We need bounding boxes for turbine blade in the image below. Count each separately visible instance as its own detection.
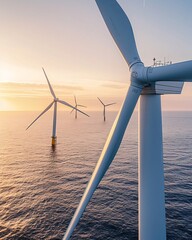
[26,101,54,130]
[96,0,141,67]
[74,95,77,105]
[77,104,86,108]
[147,60,192,82]
[70,108,75,114]
[106,102,116,107]
[97,97,105,106]
[42,68,56,99]
[63,84,142,240]
[58,99,89,117]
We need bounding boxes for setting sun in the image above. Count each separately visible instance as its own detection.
[0,98,13,111]
[0,66,14,83]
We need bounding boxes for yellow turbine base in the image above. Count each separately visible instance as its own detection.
[52,137,57,146]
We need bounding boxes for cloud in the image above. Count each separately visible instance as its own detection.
[101,83,127,89]
[0,82,84,98]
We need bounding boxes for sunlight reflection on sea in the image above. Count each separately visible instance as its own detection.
[0,111,191,239]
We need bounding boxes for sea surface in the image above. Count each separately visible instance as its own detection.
[0,111,191,240]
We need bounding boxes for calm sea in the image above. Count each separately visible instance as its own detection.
[0,111,191,240]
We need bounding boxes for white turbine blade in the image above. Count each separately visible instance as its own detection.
[97,97,105,106]
[63,84,142,240]
[96,0,141,67]
[70,108,75,114]
[106,102,116,107]
[42,68,56,99]
[58,99,89,117]
[26,101,54,130]
[147,60,192,82]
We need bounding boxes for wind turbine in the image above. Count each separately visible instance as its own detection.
[97,97,116,121]
[71,96,87,119]
[63,1,192,240]
[26,68,89,146]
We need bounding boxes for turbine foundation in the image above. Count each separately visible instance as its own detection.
[52,136,57,146]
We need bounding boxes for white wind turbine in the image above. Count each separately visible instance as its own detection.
[71,96,86,119]
[26,68,89,146]
[63,1,192,239]
[97,97,116,121]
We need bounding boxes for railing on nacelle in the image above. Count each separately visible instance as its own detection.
[142,58,184,95]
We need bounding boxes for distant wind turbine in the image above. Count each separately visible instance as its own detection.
[71,96,87,119]
[26,68,89,146]
[97,97,116,121]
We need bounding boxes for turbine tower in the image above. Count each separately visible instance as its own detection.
[97,97,116,121]
[63,1,192,239]
[71,96,86,119]
[26,68,89,146]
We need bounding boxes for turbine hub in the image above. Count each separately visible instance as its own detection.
[130,63,148,87]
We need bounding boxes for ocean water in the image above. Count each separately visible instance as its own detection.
[0,111,191,240]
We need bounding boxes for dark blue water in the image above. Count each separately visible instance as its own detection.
[0,111,191,239]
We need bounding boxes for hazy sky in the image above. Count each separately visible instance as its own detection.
[0,0,192,111]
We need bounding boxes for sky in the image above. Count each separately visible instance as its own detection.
[0,0,192,111]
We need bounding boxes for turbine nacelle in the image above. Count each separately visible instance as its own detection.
[130,62,185,95]
[54,98,59,102]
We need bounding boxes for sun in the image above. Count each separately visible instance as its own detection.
[0,99,12,111]
[0,66,14,82]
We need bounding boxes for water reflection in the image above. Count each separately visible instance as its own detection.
[0,111,191,239]
[50,145,57,160]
